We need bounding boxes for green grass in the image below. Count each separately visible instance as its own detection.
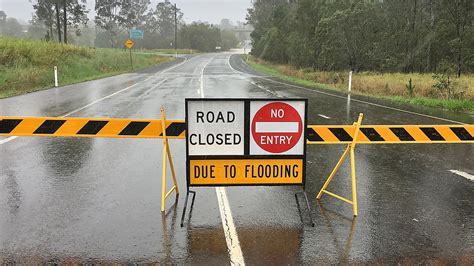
[0,37,175,98]
[246,56,474,112]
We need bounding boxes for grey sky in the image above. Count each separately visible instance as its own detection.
[0,0,252,25]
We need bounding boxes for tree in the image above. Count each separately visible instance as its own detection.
[118,0,150,29]
[1,18,24,37]
[220,30,239,50]
[96,0,151,48]
[246,0,474,74]
[32,0,88,43]
[439,0,473,77]
[0,11,7,24]
[31,0,59,41]
[95,0,123,47]
[62,0,89,44]
[144,0,183,48]
[180,23,220,52]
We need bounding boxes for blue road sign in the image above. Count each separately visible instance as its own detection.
[130,29,144,40]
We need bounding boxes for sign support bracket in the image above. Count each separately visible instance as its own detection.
[316,113,363,217]
[180,189,196,227]
[160,107,180,212]
[295,190,315,227]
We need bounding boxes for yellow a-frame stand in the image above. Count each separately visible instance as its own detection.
[160,107,179,212]
[316,113,363,217]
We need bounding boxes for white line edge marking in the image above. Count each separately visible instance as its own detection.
[203,55,245,265]
[0,56,198,145]
[449,170,474,181]
[318,114,331,119]
[227,54,465,125]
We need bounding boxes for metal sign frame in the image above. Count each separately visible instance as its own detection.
[185,98,308,187]
[181,98,313,227]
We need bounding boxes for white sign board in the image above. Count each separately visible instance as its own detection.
[187,100,245,155]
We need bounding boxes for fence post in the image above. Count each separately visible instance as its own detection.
[348,71,353,93]
[54,66,58,87]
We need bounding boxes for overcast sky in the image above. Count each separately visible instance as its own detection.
[0,0,252,25]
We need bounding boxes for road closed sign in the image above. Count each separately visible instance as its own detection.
[186,98,307,186]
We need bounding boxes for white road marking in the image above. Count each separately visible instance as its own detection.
[318,114,331,119]
[227,54,465,125]
[215,187,245,265]
[0,136,17,145]
[0,56,198,145]
[200,57,214,97]
[449,170,474,181]
[201,55,245,265]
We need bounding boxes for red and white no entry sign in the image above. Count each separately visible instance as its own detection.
[251,102,304,154]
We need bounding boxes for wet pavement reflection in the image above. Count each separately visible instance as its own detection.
[0,53,473,264]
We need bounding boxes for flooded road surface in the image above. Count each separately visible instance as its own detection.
[1,53,473,264]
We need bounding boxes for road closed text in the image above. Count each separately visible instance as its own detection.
[187,100,245,156]
[188,111,242,145]
[189,159,303,185]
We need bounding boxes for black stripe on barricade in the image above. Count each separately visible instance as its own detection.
[360,128,385,142]
[77,120,108,135]
[162,122,186,137]
[33,120,66,134]
[450,127,474,141]
[420,127,445,141]
[329,128,353,142]
[306,128,323,142]
[390,127,415,141]
[119,121,150,136]
[0,119,22,133]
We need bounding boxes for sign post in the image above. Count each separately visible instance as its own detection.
[125,38,135,69]
[181,98,313,226]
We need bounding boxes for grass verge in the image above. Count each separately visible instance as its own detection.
[0,37,175,98]
[246,56,474,112]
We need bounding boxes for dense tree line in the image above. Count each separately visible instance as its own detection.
[0,1,240,52]
[94,0,238,50]
[31,0,89,43]
[247,0,474,76]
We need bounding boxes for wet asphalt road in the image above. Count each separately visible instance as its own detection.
[0,52,473,264]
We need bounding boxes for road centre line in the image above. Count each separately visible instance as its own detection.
[318,114,331,119]
[449,170,474,181]
[201,55,245,265]
[216,187,246,265]
[227,54,465,125]
[0,55,198,146]
[200,57,214,97]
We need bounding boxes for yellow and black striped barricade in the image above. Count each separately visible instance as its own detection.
[0,113,186,212]
[307,124,473,144]
[308,115,473,217]
[0,116,186,139]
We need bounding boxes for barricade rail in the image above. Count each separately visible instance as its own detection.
[2,117,472,144]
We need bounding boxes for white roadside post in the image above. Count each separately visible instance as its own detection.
[54,66,58,87]
[348,70,353,93]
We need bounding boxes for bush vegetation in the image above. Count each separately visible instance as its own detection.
[0,37,173,98]
[247,57,474,112]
